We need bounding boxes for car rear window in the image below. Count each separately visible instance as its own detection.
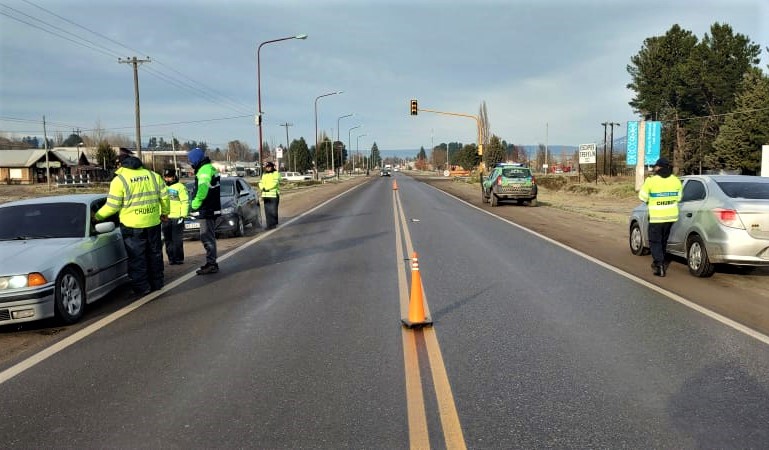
[0,203,86,240]
[716,181,769,200]
[501,168,530,178]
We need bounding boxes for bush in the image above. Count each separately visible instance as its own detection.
[536,175,568,191]
[564,184,600,195]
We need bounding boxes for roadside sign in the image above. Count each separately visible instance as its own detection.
[276,146,284,158]
[626,121,639,165]
[578,144,596,164]
[644,121,661,164]
[443,169,450,177]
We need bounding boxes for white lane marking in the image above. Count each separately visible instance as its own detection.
[428,184,769,346]
[0,183,366,385]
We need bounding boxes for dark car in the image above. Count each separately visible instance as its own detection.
[183,177,261,239]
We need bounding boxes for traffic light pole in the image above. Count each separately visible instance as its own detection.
[412,106,483,158]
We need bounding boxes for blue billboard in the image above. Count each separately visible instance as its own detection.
[626,121,639,165]
[644,121,661,164]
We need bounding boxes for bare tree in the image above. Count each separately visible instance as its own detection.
[478,101,490,145]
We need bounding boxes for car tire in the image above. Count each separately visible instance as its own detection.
[490,191,498,207]
[233,214,244,237]
[54,266,85,324]
[629,222,649,256]
[687,235,715,277]
[481,187,489,203]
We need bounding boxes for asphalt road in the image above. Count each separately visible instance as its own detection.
[2,174,768,448]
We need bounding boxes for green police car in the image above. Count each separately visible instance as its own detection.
[481,162,538,207]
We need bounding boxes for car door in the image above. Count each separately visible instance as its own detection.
[668,178,706,255]
[86,198,128,297]
[237,178,258,224]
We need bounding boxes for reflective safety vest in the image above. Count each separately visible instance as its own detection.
[95,167,170,228]
[639,174,683,223]
[259,171,281,198]
[167,181,189,219]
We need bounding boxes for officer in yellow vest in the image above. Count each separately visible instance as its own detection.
[94,149,170,294]
[162,168,189,265]
[639,157,682,277]
[258,161,281,230]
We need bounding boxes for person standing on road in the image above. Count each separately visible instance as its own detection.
[187,147,221,275]
[162,168,189,265]
[258,161,281,230]
[94,149,170,295]
[638,157,682,277]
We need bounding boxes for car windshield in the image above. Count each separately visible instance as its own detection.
[716,181,769,199]
[0,202,86,240]
[501,168,530,178]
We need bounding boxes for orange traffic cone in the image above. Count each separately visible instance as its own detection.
[402,252,433,329]
[392,179,399,190]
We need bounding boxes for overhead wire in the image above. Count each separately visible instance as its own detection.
[1,1,256,134]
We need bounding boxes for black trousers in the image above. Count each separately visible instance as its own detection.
[199,217,218,265]
[648,221,674,268]
[162,218,185,263]
[121,223,164,293]
[263,196,279,229]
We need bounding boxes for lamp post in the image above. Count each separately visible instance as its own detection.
[314,91,342,179]
[356,134,366,173]
[257,34,307,166]
[336,113,353,175]
[348,125,361,174]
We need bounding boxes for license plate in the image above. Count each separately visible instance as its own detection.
[185,222,200,230]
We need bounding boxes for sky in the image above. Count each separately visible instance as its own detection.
[1,0,767,156]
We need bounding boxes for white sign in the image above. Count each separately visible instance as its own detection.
[275,146,284,158]
[443,170,450,177]
[762,145,769,177]
[578,143,597,164]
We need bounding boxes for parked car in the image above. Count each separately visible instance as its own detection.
[0,194,129,324]
[629,175,769,277]
[481,162,538,206]
[184,177,261,239]
[280,171,311,182]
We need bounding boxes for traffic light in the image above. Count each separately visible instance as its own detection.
[410,99,418,116]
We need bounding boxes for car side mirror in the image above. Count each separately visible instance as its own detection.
[94,222,116,234]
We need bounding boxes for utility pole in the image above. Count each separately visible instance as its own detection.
[43,115,51,191]
[118,56,151,160]
[600,122,609,175]
[608,122,621,176]
[280,122,293,171]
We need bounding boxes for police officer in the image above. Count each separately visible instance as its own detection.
[187,147,221,275]
[162,168,189,265]
[94,150,170,294]
[259,161,281,230]
[639,157,682,277]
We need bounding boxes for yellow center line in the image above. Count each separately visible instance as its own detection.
[393,184,467,450]
[393,189,430,449]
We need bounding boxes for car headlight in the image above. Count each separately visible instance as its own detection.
[220,207,235,215]
[0,273,47,290]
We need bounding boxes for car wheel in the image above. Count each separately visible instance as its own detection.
[687,235,715,277]
[54,266,85,324]
[490,191,498,207]
[233,214,244,237]
[481,187,490,203]
[629,222,649,256]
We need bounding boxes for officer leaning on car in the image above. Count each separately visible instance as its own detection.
[94,148,170,295]
[187,147,222,275]
[162,168,189,265]
[259,161,281,230]
[638,157,683,278]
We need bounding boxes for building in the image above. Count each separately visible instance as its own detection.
[0,148,90,184]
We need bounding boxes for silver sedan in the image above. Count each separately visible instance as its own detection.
[0,194,129,324]
[629,175,769,277]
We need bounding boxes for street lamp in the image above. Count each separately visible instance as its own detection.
[348,125,361,174]
[356,134,367,173]
[336,113,353,175]
[314,90,343,179]
[257,34,307,166]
